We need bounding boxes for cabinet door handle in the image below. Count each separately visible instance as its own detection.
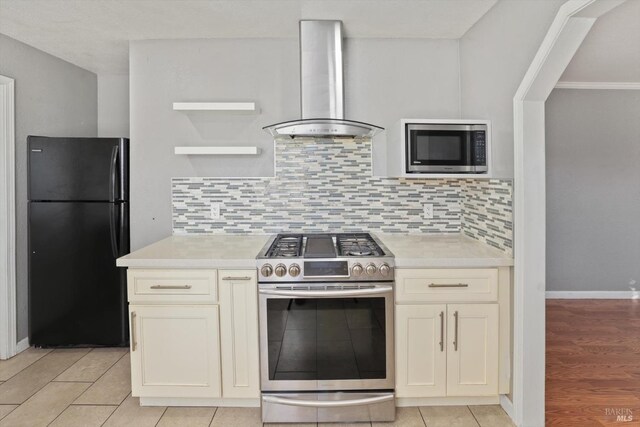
[222,276,252,281]
[439,311,444,352]
[130,311,137,352]
[428,283,469,288]
[150,285,192,290]
[453,310,459,351]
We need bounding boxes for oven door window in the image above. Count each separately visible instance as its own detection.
[410,130,471,166]
[267,297,386,381]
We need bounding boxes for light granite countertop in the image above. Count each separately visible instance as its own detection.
[117,233,512,269]
[374,233,513,268]
[116,234,271,268]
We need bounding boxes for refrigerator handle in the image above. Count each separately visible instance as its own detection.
[109,204,119,258]
[109,145,119,203]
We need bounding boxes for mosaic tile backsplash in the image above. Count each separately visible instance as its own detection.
[462,179,513,253]
[173,138,513,253]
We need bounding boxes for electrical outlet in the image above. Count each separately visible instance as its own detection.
[210,203,221,219]
[423,203,434,219]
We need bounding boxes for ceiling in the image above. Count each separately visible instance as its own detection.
[560,0,640,83]
[0,0,497,74]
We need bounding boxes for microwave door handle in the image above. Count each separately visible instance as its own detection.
[465,131,473,163]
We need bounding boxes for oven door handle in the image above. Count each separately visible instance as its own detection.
[258,286,392,298]
[262,393,394,408]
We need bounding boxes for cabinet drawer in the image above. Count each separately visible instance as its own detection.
[127,269,218,304]
[395,269,498,303]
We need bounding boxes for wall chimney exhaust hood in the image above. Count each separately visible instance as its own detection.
[263,20,383,139]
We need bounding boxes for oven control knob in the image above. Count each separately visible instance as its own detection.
[289,264,301,277]
[351,263,363,276]
[261,264,273,277]
[365,263,377,276]
[379,263,391,277]
[274,264,287,277]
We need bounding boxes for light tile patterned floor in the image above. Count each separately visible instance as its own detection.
[0,348,514,426]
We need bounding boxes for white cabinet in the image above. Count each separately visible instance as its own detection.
[395,304,447,397]
[395,267,506,401]
[129,304,221,398]
[395,268,498,303]
[219,271,260,398]
[127,268,260,405]
[446,304,499,396]
[127,269,218,304]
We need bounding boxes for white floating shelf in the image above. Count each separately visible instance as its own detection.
[172,102,258,112]
[174,146,261,156]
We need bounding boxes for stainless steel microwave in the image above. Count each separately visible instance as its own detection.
[405,122,488,174]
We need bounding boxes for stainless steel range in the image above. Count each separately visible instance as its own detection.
[257,233,395,423]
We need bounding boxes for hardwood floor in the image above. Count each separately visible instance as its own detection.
[546,299,640,426]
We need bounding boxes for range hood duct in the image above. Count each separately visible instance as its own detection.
[263,20,383,139]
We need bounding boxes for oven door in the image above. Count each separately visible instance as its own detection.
[407,124,476,173]
[258,283,394,392]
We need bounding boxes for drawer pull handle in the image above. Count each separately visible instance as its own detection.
[453,310,459,351]
[130,311,137,352]
[428,283,469,288]
[150,285,192,290]
[439,311,444,352]
[222,276,252,281]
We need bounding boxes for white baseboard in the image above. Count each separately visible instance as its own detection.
[16,337,29,353]
[546,291,639,299]
[500,395,515,423]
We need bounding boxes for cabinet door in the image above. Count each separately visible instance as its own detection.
[219,271,260,398]
[446,304,499,396]
[129,305,221,398]
[395,304,447,397]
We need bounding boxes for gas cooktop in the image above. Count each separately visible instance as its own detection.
[256,233,394,283]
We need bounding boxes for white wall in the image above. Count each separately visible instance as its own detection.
[98,74,129,137]
[0,33,97,341]
[129,37,461,250]
[459,0,565,178]
[546,89,640,292]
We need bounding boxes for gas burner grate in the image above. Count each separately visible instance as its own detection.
[266,234,303,258]
[336,233,384,257]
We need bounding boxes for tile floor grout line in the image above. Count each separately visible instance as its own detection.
[9,380,90,427]
[417,406,429,427]
[45,397,77,427]
[153,406,169,427]
[70,402,123,407]
[467,405,482,427]
[73,348,128,385]
[208,406,218,426]
[0,404,18,422]
[73,350,130,405]
[207,406,219,427]
[0,348,52,383]
[52,348,95,382]
[209,405,221,426]
[99,394,127,427]
[0,349,82,406]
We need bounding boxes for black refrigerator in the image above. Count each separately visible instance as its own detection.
[28,136,130,347]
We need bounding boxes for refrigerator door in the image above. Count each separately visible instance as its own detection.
[28,136,129,202]
[29,201,128,346]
